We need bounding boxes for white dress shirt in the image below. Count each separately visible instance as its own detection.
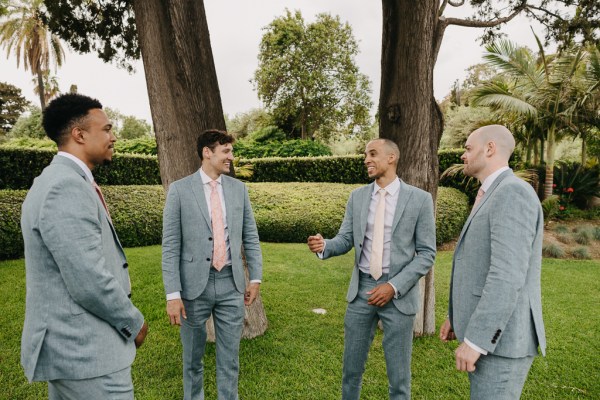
[464,166,510,355]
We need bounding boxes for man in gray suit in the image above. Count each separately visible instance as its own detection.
[307,138,436,400]
[20,93,148,399]
[440,125,546,399]
[162,129,263,400]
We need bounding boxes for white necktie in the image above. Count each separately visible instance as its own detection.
[370,188,386,280]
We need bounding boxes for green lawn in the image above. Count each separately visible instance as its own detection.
[1,245,598,399]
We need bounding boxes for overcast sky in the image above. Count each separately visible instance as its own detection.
[1,1,549,123]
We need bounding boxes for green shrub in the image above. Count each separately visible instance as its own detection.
[234,139,332,159]
[102,186,165,247]
[552,161,600,209]
[0,137,57,149]
[542,243,565,258]
[237,155,368,183]
[115,137,157,155]
[0,190,27,260]
[0,186,164,260]
[435,187,470,245]
[571,247,591,260]
[0,183,471,260]
[0,147,161,189]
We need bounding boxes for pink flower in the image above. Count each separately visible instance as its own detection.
[559,206,565,211]
[552,184,557,188]
[566,187,574,193]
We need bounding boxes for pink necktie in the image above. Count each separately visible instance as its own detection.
[473,188,485,209]
[210,181,226,270]
[92,181,111,221]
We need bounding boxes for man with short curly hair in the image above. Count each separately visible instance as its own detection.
[20,93,148,399]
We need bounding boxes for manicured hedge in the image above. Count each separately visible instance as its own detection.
[1,183,469,260]
[0,147,161,189]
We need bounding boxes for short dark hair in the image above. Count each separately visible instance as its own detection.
[42,93,103,145]
[197,129,235,160]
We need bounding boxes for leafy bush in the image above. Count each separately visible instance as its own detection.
[435,187,470,245]
[0,190,26,260]
[0,183,470,260]
[237,155,368,183]
[0,186,164,260]
[0,147,161,189]
[115,137,157,155]
[9,107,44,139]
[574,229,591,245]
[234,139,332,159]
[542,243,565,258]
[556,234,572,244]
[0,137,57,149]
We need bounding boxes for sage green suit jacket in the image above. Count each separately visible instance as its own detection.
[20,156,144,382]
[322,180,436,315]
[449,170,546,357]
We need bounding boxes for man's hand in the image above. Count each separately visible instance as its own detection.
[166,298,187,326]
[455,342,481,372]
[439,318,456,342]
[366,283,395,307]
[245,282,260,306]
[134,321,148,348]
[307,233,325,253]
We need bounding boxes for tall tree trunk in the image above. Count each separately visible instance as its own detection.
[132,0,267,340]
[543,126,556,200]
[36,69,46,110]
[380,0,442,336]
[581,132,587,165]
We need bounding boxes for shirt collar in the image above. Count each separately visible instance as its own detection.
[481,166,510,192]
[57,151,94,183]
[374,177,400,197]
[199,167,222,185]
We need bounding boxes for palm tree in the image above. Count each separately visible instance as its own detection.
[31,70,60,105]
[471,36,595,199]
[0,0,65,109]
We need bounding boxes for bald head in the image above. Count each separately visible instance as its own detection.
[471,125,515,161]
[368,138,400,164]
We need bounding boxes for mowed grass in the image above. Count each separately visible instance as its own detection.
[1,245,598,399]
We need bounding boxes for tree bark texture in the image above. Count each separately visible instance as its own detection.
[380,0,444,336]
[132,0,267,341]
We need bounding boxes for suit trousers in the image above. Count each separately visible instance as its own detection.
[342,271,415,400]
[468,353,534,400]
[48,366,133,400]
[181,266,245,400]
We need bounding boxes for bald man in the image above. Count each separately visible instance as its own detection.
[440,125,546,399]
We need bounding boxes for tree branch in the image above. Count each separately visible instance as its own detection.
[442,4,526,28]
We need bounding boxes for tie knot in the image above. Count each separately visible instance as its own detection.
[378,188,387,197]
[210,180,218,189]
[477,188,485,197]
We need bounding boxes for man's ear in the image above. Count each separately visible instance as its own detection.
[71,127,85,144]
[203,146,211,159]
[485,141,496,157]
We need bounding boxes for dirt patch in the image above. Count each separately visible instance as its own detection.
[439,219,599,260]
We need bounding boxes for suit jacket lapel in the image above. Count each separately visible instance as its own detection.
[222,176,234,232]
[359,183,374,240]
[456,169,513,245]
[190,172,212,230]
[391,180,412,233]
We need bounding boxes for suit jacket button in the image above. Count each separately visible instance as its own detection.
[496,329,501,334]
[123,262,129,268]
[206,258,211,262]
[491,339,497,344]
[209,237,213,241]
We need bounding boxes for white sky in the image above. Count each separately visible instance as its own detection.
[1,1,549,123]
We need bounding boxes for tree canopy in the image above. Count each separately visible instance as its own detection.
[0,81,29,134]
[253,9,372,141]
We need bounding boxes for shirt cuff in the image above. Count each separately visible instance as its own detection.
[166,292,181,301]
[317,241,326,259]
[250,280,261,284]
[464,338,488,355]
[387,282,399,298]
